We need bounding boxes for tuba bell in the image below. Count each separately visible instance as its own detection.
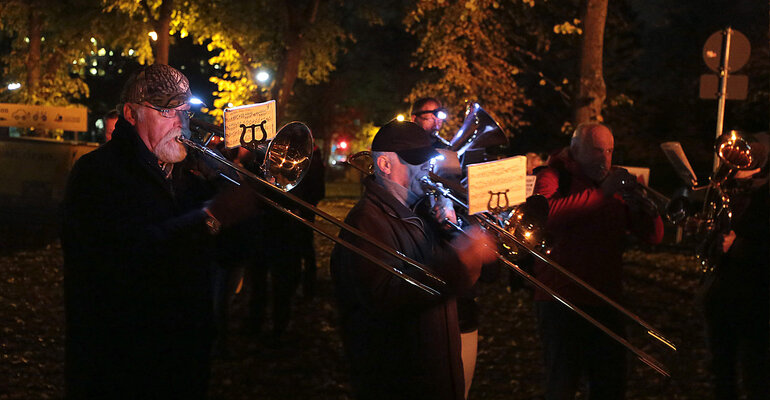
[448,103,509,168]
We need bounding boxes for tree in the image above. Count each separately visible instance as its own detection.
[574,0,608,123]
[0,0,97,105]
[104,0,199,65]
[405,0,528,137]
[193,0,353,123]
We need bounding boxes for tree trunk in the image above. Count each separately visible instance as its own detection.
[574,0,608,124]
[26,8,42,103]
[272,0,319,122]
[152,0,173,64]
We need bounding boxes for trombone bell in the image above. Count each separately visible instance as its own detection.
[263,122,313,191]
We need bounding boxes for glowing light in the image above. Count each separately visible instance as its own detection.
[148,31,158,41]
[338,140,348,149]
[7,82,21,90]
[436,110,447,120]
[97,48,106,56]
[256,71,270,83]
[90,37,96,45]
[396,114,405,122]
[89,68,98,75]
[190,97,203,105]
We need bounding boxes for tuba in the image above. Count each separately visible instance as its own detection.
[448,103,509,168]
[694,130,757,273]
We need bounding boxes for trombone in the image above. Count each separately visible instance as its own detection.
[180,118,447,296]
[348,149,675,376]
[418,175,677,376]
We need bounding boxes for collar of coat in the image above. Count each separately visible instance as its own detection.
[363,175,425,228]
[111,117,171,178]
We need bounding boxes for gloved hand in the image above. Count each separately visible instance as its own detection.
[600,168,636,196]
[206,183,261,228]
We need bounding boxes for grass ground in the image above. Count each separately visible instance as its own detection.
[1,198,716,399]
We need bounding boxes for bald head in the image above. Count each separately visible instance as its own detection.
[570,123,614,181]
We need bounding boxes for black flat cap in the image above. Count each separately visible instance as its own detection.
[371,120,440,165]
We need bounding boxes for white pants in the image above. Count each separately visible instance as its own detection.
[461,329,479,399]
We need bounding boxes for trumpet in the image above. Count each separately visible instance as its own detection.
[419,174,676,377]
[612,168,689,224]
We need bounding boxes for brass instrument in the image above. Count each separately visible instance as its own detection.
[418,176,676,376]
[692,130,757,272]
[179,118,447,296]
[344,148,676,376]
[448,103,509,168]
[614,168,689,224]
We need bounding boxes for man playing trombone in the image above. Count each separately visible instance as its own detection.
[330,120,496,400]
[532,122,664,400]
[62,64,260,399]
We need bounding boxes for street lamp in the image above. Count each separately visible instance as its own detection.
[7,82,21,91]
[396,114,405,122]
[256,70,270,83]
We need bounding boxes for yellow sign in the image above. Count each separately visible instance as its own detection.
[467,156,527,215]
[223,100,276,149]
[0,103,88,132]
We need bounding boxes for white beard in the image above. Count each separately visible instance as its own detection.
[153,127,187,163]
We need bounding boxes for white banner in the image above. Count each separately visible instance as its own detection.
[0,103,88,132]
[223,100,276,149]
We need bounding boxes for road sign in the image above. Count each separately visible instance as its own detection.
[0,103,88,132]
[702,30,750,72]
[699,74,748,100]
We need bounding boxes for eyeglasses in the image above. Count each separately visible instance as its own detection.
[413,108,448,120]
[138,103,194,120]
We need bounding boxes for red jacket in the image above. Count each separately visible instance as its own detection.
[532,148,664,305]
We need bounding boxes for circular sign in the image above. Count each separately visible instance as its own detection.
[703,29,751,72]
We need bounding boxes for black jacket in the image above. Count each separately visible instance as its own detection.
[62,117,216,399]
[330,176,472,400]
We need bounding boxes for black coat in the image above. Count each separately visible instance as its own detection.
[330,176,473,400]
[62,118,216,399]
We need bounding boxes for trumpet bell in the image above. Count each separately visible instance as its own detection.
[263,122,313,191]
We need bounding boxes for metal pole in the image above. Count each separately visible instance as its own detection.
[713,27,733,171]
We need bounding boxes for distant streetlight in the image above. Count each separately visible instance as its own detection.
[256,70,270,83]
[396,114,405,122]
[148,31,158,41]
[7,82,21,91]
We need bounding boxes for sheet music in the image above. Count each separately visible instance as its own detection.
[467,156,526,214]
[223,100,276,149]
[660,142,698,186]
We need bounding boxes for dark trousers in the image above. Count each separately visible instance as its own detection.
[535,301,627,400]
[702,287,770,400]
[298,222,317,297]
[248,245,301,336]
